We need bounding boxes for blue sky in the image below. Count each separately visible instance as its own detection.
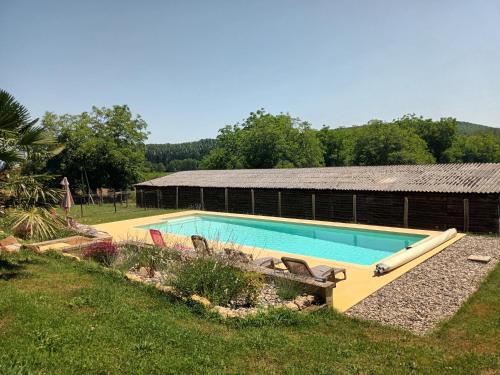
[1,0,499,143]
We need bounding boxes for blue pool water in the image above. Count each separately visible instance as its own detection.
[139,215,426,265]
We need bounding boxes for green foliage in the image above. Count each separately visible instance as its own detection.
[0,90,61,170]
[274,278,307,300]
[456,121,500,136]
[397,115,457,161]
[146,139,216,172]
[352,121,436,165]
[2,174,62,209]
[201,110,325,169]
[114,243,183,276]
[173,257,264,307]
[42,106,149,190]
[7,207,66,241]
[443,133,500,163]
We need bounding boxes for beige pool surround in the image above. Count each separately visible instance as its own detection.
[93,210,464,312]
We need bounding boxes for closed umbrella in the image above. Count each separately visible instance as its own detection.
[60,177,74,216]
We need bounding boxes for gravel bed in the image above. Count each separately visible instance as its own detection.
[346,235,500,335]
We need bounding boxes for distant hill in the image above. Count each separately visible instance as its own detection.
[456,121,500,136]
[145,138,216,172]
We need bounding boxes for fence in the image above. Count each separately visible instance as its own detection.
[136,186,500,233]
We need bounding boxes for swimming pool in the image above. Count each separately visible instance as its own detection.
[139,214,427,266]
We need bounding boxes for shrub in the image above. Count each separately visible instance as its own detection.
[172,257,264,307]
[83,242,118,267]
[275,278,306,300]
[115,243,183,277]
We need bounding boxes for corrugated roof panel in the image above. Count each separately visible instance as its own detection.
[136,163,500,194]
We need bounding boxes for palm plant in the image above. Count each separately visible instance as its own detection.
[0,89,61,170]
[0,89,65,240]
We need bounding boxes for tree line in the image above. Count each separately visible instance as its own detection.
[4,89,498,192]
[200,110,500,169]
[145,139,216,172]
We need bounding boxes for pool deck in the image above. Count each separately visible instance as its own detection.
[93,210,465,312]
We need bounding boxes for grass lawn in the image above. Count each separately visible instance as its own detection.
[0,251,498,374]
[56,203,182,225]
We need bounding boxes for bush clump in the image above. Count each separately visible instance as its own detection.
[173,257,263,307]
[114,243,183,276]
[83,242,118,266]
[274,278,307,300]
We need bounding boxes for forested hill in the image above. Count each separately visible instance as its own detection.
[456,121,500,136]
[145,139,216,172]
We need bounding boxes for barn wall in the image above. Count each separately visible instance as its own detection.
[136,186,499,233]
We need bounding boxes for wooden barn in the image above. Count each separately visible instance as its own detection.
[135,163,500,234]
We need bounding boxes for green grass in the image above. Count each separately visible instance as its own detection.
[0,251,498,374]
[56,203,182,225]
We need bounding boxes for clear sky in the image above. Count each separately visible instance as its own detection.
[1,0,499,143]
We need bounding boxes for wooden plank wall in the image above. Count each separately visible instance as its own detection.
[136,186,499,233]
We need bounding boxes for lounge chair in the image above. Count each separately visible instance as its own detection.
[149,229,166,247]
[191,235,213,256]
[254,256,283,269]
[281,256,346,282]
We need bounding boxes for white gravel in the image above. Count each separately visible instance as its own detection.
[346,235,500,335]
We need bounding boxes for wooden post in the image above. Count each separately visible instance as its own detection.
[113,191,117,213]
[404,197,409,228]
[200,187,204,210]
[175,187,179,209]
[463,198,469,232]
[352,194,357,223]
[251,189,255,214]
[140,189,144,209]
[312,193,316,220]
[278,191,282,217]
[324,286,334,310]
[156,189,161,209]
[225,188,228,212]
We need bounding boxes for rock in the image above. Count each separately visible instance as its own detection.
[284,302,299,311]
[125,273,142,282]
[1,244,21,253]
[0,236,19,250]
[191,294,212,308]
[62,252,80,261]
[213,306,237,318]
[138,267,150,277]
[293,295,315,309]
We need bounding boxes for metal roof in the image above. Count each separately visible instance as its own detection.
[136,163,500,194]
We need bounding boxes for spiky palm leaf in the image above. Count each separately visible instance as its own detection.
[8,207,66,241]
[0,89,61,168]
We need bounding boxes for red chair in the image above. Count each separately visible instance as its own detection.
[149,229,166,247]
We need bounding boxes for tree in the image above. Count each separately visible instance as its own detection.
[352,122,435,165]
[396,115,457,161]
[443,133,500,163]
[201,110,324,169]
[43,105,149,190]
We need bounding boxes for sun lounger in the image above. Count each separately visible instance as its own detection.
[149,229,166,247]
[191,235,213,256]
[281,256,346,282]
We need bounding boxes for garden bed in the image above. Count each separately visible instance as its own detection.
[81,240,323,318]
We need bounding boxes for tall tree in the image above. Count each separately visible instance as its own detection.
[396,115,457,161]
[443,133,500,163]
[201,110,324,169]
[43,105,149,190]
[352,122,435,165]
